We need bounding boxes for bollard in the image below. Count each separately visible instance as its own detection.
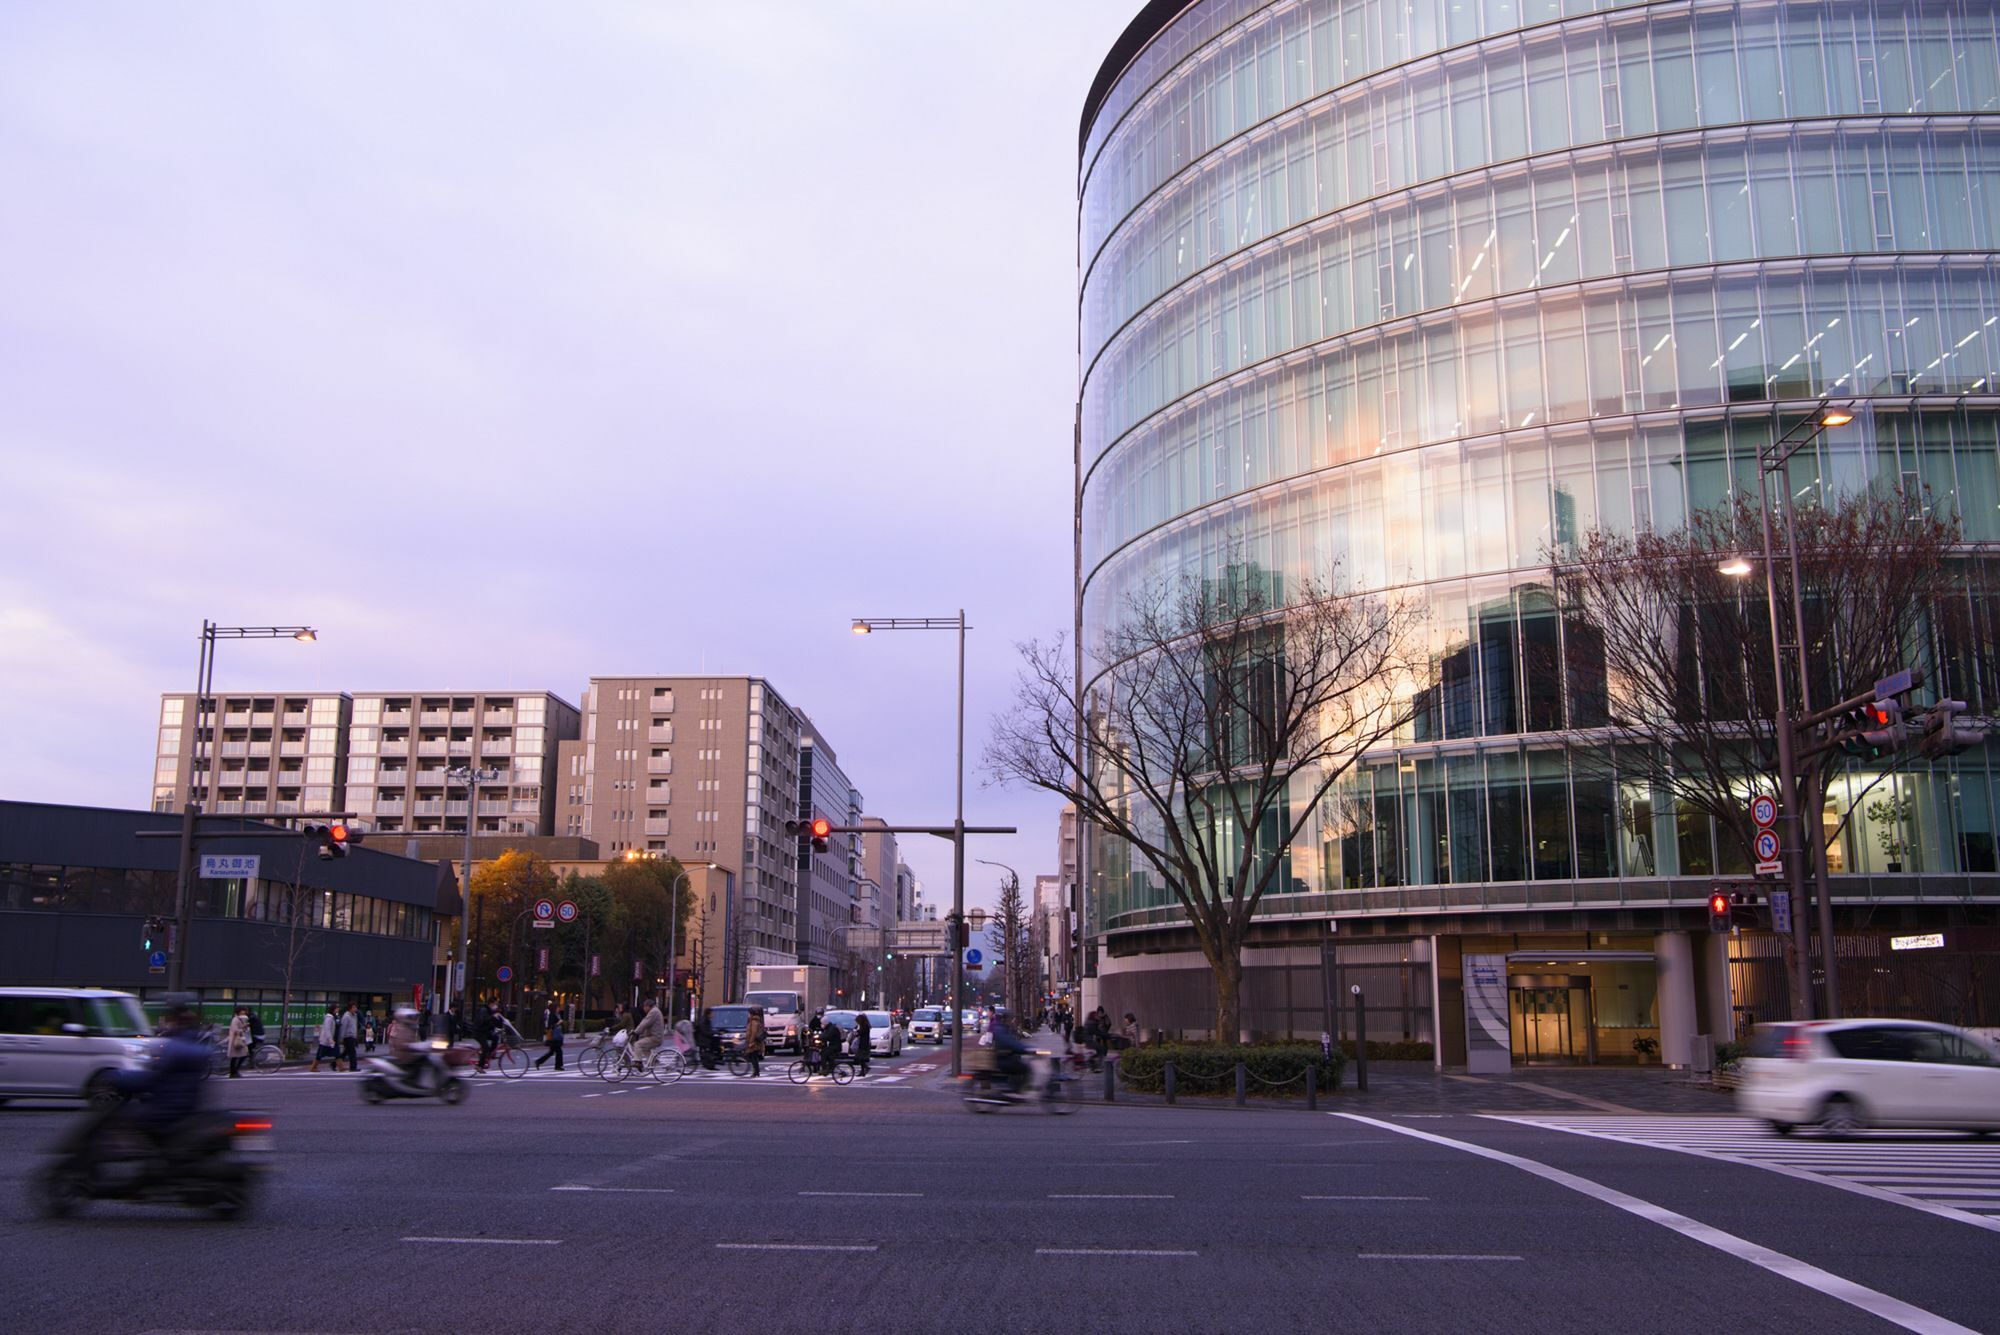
[1352,985,1369,1093]
[1306,1063,1318,1110]
[1235,1061,1247,1106]
[1104,1060,1115,1103]
[1164,1059,1177,1104]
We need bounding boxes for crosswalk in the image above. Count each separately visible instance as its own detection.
[1493,1114,2000,1231]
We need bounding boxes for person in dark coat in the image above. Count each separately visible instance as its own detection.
[535,1008,564,1070]
[852,1012,872,1076]
[693,1008,718,1070]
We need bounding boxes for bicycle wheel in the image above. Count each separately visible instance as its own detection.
[830,1061,854,1086]
[647,1051,678,1084]
[726,1054,754,1078]
[786,1061,809,1084]
[600,1053,629,1083]
[496,1046,528,1079]
[572,1047,601,1078]
[252,1044,283,1073]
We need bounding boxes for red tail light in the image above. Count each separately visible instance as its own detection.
[1782,1035,1811,1059]
[234,1120,273,1133]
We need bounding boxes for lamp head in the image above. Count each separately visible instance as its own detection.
[850,620,871,635]
[1820,409,1854,428]
[293,628,318,642]
[1718,556,1754,578]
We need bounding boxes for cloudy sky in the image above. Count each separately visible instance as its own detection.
[0,3,1140,910]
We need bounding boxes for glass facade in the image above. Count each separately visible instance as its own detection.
[1080,0,2000,930]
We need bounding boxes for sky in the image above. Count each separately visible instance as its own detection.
[0,2,1141,914]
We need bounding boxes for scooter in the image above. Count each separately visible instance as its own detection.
[359,1040,468,1105]
[963,1062,1076,1115]
[39,1103,271,1220]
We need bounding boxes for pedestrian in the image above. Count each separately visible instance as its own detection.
[852,1011,872,1076]
[247,1007,266,1057]
[362,1012,376,1053]
[1055,1002,1073,1042]
[312,1005,338,1072]
[225,1006,250,1077]
[693,1007,717,1070]
[535,1008,565,1070]
[1119,1012,1139,1051]
[743,1006,766,1077]
[418,1009,432,1041]
[338,1003,360,1072]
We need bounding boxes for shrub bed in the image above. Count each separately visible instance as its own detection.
[1338,1039,1434,1062]
[1118,1042,1343,1098]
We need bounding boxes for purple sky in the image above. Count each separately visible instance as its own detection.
[0,3,1138,911]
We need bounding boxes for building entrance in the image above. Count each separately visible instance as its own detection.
[1508,974,1594,1064]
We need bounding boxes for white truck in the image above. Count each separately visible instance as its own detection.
[741,964,830,1054]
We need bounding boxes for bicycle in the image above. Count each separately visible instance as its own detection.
[477,1032,529,1079]
[786,1055,855,1085]
[601,1043,680,1084]
[724,1046,763,1078]
[570,1033,615,1078]
[249,1040,284,1073]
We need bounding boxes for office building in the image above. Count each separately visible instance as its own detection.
[1079,0,2000,1064]
[797,723,864,978]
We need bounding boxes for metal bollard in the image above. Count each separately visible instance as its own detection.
[1164,1059,1176,1104]
[1306,1064,1318,1110]
[1235,1062,1247,1106]
[1104,1060,1115,1102]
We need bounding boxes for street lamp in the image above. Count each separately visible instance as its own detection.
[168,620,317,991]
[851,610,970,1075]
[445,764,501,1015]
[1748,401,1857,1019]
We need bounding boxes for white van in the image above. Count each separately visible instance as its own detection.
[0,989,155,1104]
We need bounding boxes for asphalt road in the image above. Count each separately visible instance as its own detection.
[3,1047,1997,1335]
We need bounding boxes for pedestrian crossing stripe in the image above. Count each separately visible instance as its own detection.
[1489,1114,2000,1234]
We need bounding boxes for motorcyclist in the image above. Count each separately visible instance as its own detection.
[387,1006,430,1086]
[111,996,212,1159]
[990,1007,1032,1095]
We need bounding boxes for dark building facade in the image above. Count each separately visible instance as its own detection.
[0,801,454,1021]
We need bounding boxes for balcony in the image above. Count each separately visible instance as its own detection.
[277,773,304,788]
[419,711,449,726]
[482,710,513,726]
[448,741,472,756]
[270,799,300,814]
[648,725,674,743]
[450,711,474,726]
[481,739,512,755]
[214,800,244,814]
[644,817,672,836]
[478,800,509,816]
[445,800,469,817]
[377,798,406,813]
[220,742,249,758]
[248,738,273,754]
[223,712,250,727]
[376,739,408,756]
[250,712,274,728]
[412,800,444,816]
[415,770,447,786]
[281,711,310,727]
[381,711,411,728]
[648,756,672,774]
[417,742,447,757]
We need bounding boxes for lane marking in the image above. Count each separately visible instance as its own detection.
[1036,1248,1197,1257]
[715,1243,878,1253]
[403,1236,560,1246]
[1049,1193,1174,1200]
[1339,1113,1979,1335]
[1487,1116,2000,1236]
[799,1191,925,1198]
[1302,1195,1430,1201]
[1359,1253,1523,1261]
[551,1186,675,1194]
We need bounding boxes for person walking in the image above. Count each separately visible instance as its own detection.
[1055,1002,1073,1043]
[225,1007,250,1077]
[338,1003,360,1072]
[743,1007,766,1077]
[693,1007,717,1071]
[535,1008,565,1070]
[852,1011,872,1077]
[311,1005,338,1072]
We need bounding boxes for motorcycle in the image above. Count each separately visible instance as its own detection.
[359,1040,469,1105]
[39,1104,271,1220]
[963,1062,1077,1115]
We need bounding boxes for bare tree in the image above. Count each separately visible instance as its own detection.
[1557,489,1962,873]
[989,560,1422,1040]
[272,840,323,1047]
[987,873,1033,1019]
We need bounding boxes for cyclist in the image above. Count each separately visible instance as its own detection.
[990,1008,1032,1095]
[630,996,666,1070]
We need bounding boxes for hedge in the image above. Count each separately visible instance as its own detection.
[1118,1042,1343,1097]
[1339,1038,1434,1062]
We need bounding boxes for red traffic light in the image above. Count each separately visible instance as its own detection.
[328,823,350,847]
[809,817,831,839]
[1708,892,1729,916]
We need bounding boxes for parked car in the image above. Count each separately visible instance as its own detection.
[0,989,155,1105]
[1737,1019,2000,1136]
[910,1008,949,1044]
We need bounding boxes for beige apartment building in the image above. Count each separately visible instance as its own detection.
[564,676,809,999]
[346,691,578,837]
[153,691,352,817]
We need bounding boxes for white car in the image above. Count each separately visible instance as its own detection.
[0,988,155,1105]
[910,1008,949,1044]
[1736,1019,2000,1136]
[859,1010,903,1056]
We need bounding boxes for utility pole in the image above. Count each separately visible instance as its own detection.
[446,765,500,1015]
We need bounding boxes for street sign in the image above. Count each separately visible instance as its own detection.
[198,853,260,879]
[1891,932,1945,951]
[590,954,600,977]
[1751,794,1777,829]
[496,966,514,983]
[632,960,642,981]
[147,950,166,974]
[1770,890,1792,934]
[963,946,985,973]
[532,920,554,930]
[1756,858,1782,876]
[1754,829,1780,863]
[557,900,578,923]
[533,899,555,921]
[537,948,549,970]
[1875,668,1920,700]
[453,962,465,988]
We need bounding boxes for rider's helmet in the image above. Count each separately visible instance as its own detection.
[394,1006,418,1024]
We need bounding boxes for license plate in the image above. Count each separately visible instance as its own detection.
[234,1135,273,1153]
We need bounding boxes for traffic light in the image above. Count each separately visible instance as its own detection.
[1707,891,1731,934]
[303,822,361,860]
[784,816,832,854]
[1920,699,1988,759]
[142,916,161,951]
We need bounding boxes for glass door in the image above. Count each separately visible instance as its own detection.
[1510,986,1574,1062]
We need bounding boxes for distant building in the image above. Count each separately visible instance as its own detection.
[797,721,862,982]
[152,691,350,818]
[1034,873,1068,993]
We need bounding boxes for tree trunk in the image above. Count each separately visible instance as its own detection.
[1211,949,1243,1043]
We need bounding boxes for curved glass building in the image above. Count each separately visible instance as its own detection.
[1078,0,2000,1063]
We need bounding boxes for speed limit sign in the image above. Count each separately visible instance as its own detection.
[1751,794,1777,829]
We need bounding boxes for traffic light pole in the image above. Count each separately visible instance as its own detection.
[1756,464,1818,1020]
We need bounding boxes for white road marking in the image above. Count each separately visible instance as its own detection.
[1036,1248,1197,1257]
[1339,1113,1979,1335]
[1302,1195,1430,1201]
[1048,1193,1174,1200]
[715,1243,879,1252]
[1491,1115,2000,1234]
[799,1191,924,1198]
[1359,1253,1523,1261]
[402,1236,560,1246]
[551,1186,675,1194]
